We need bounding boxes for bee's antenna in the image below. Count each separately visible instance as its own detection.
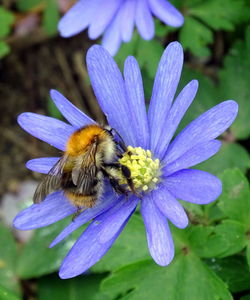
[110,128,127,153]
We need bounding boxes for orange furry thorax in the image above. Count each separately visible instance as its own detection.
[66,124,107,156]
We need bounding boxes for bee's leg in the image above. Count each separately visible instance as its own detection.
[103,163,141,198]
[101,167,128,196]
[72,206,83,221]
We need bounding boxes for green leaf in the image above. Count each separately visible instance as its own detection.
[43,0,59,36]
[0,7,14,38]
[0,41,10,59]
[190,0,247,31]
[196,142,250,175]
[136,38,164,79]
[0,285,21,300]
[102,254,232,300]
[247,241,250,269]
[179,16,213,57]
[17,218,83,279]
[17,0,43,12]
[0,223,20,294]
[219,27,250,139]
[92,214,149,273]
[38,274,109,300]
[189,220,246,258]
[218,169,250,226]
[206,256,250,293]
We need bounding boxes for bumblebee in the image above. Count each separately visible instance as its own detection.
[33,124,134,216]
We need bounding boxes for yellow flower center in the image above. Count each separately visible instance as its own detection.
[119,146,161,192]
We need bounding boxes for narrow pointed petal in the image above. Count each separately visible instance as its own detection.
[13,191,75,230]
[18,113,74,151]
[58,0,100,37]
[102,6,123,56]
[50,90,94,128]
[120,0,136,42]
[124,56,149,148]
[148,42,183,152]
[135,0,154,40]
[153,80,198,159]
[164,169,222,204]
[26,157,60,174]
[165,100,238,163]
[88,0,122,39]
[87,45,136,146]
[50,190,118,247]
[59,197,137,278]
[153,187,188,229]
[163,140,221,176]
[148,0,184,27]
[141,195,174,266]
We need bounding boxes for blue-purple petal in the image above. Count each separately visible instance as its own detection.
[58,0,100,37]
[153,187,188,229]
[120,0,136,42]
[26,157,60,174]
[124,56,149,148]
[18,113,74,151]
[148,0,184,27]
[88,0,122,39]
[86,45,137,146]
[165,100,238,163]
[50,190,118,247]
[135,0,154,40]
[102,5,123,56]
[141,194,174,266]
[153,80,198,159]
[163,169,222,204]
[13,191,75,230]
[163,140,221,175]
[148,42,183,152]
[50,90,94,128]
[59,196,137,278]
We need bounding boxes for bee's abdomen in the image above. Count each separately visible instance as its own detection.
[65,192,98,208]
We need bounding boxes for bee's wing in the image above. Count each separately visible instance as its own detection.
[72,142,99,194]
[33,155,68,204]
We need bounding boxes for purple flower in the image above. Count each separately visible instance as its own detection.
[13,42,238,279]
[58,0,184,55]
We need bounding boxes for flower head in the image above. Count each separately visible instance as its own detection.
[58,0,184,55]
[13,42,238,279]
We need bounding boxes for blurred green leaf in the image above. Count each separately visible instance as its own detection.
[0,41,10,59]
[0,7,14,38]
[92,214,149,273]
[196,142,250,175]
[189,0,247,31]
[102,254,232,300]
[136,38,164,79]
[206,256,250,293]
[189,220,246,258]
[17,218,83,279]
[47,97,63,119]
[38,273,109,300]
[219,27,250,139]
[179,16,213,57]
[17,0,43,12]
[218,169,250,227]
[43,0,59,36]
[0,223,20,294]
[0,285,21,300]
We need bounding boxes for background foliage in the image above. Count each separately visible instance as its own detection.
[0,0,250,299]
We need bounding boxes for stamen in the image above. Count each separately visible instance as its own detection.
[119,146,161,192]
